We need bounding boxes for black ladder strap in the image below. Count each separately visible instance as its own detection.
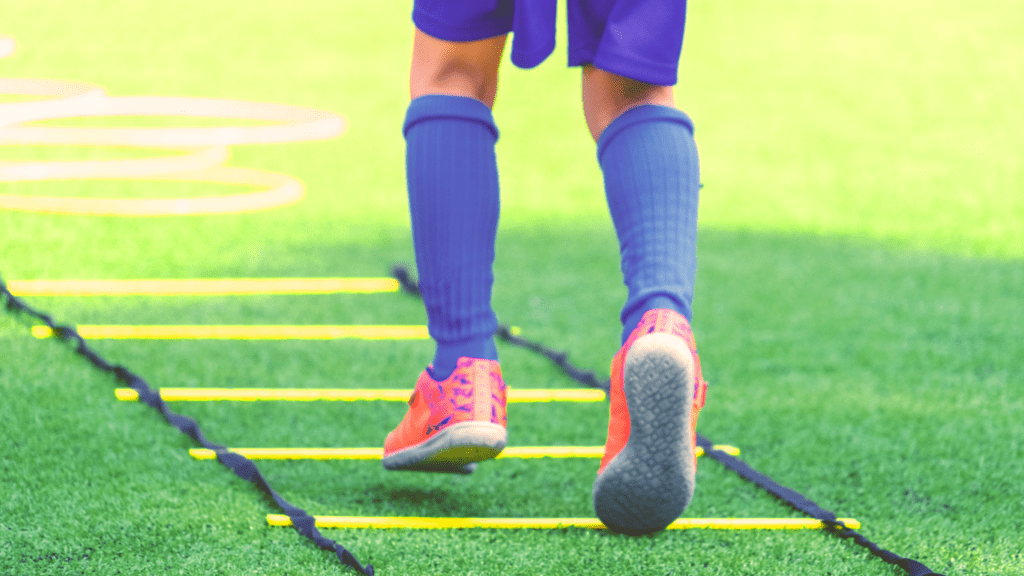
[1,277,374,575]
[392,265,944,576]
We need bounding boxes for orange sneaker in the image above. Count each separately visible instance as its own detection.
[593,309,708,534]
[382,357,508,473]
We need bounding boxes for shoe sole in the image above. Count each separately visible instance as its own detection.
[382,421,507,474]
[593,332,696,535]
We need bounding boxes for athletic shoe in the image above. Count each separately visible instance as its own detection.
[382,357,508,473]
[593,309,708,534]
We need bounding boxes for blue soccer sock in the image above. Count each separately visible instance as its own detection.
[598,105,701,344]
[403,95,501,380]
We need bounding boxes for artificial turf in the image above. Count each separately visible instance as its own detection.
[2,1,1023,575]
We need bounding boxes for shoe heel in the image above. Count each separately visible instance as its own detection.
[594,332,696,534]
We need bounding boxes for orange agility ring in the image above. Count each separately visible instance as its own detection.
[0,166,305,216]
[0,73,344,216]
[0,93,344,147]
[0,36,15,59]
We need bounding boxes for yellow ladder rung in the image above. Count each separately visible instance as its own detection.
[115,387,606,403]
[188,445,740,460]
[265,514,861,530]
[33,324,429,340]
[5,277,400,296]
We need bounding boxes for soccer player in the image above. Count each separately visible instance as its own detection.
[381,0,708,535]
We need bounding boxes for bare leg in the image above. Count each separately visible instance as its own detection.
[410,29,507,107]
[584,65,704,533]
[403,28,508,379]
[581,65,675,141]
[384,29,513,473]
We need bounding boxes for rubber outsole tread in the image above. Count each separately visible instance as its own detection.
[382,421,507,474]
[593,332,696,534]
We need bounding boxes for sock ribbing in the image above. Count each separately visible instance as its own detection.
[404,95,501,378]
[598,105,701,343]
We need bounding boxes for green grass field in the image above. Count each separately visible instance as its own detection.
[2,1,1022,574]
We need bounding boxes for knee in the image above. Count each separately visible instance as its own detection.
[411,59,499,105]
[582,65,675,140]
[409,31,505,107]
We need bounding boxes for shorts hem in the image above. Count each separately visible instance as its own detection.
[511,39,557,69]
[571,51,679,86]
[413,7,512,43]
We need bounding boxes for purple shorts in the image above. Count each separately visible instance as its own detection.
[412,0,688,86]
